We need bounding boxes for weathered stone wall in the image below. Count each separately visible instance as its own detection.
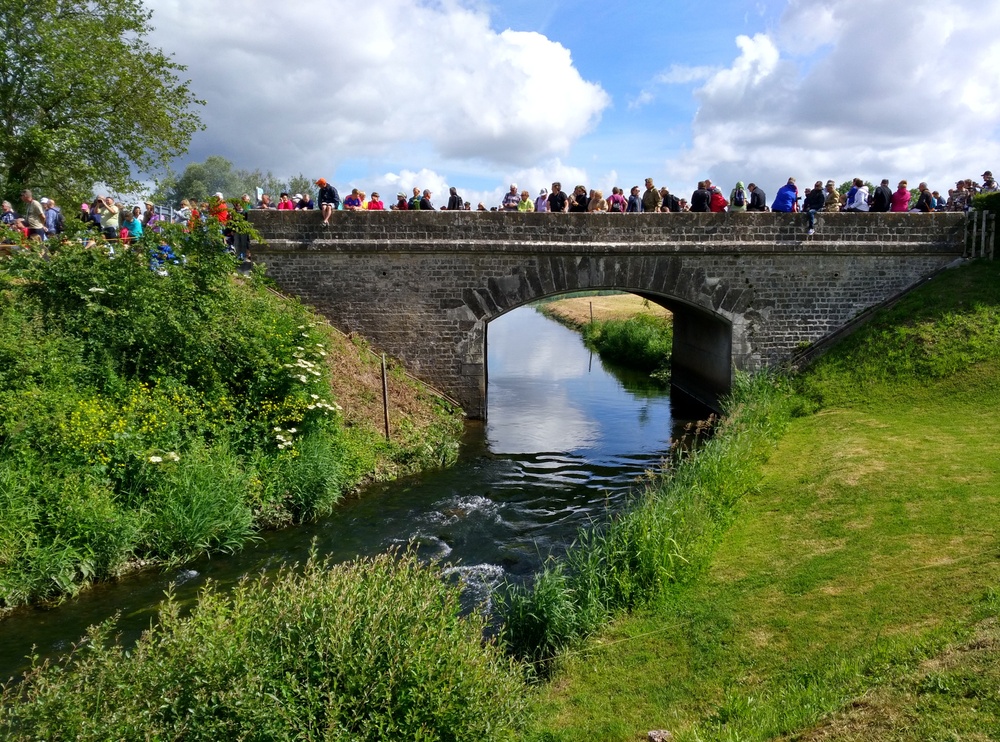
[248,211,965,417]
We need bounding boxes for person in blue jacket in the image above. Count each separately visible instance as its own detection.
[771,178,799,212]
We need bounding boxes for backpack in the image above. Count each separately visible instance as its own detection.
[732,188,746,207]
[609,196,623,213]
[53,209,65,234]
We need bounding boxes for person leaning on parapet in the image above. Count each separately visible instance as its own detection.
[891,180,912,212]
[391,192,408,210]
[408,187,422,210]
[626,185,642,212]
[729,181,748,212]
[689,181,711,212]
[547,182,569,213]
[708,186,728,213]
[946,180,969,212]
[419,189,435,210]
[845,181,870,212]
[641,178,662,213]
[746,183,767,211]
[912,182,934,213]
[534,188,548,212]
[607,187,627,213]
[803,181,825,235]
[771,178,799,213]
[662,187,681,213]
[822,180,840,211]
[517,190,534,212]
[296,192,314,210]
[316,178,341,225]
[501,183,520,211]
[343,189,363,211]
[870,179,893,212]
[447,187,463,211]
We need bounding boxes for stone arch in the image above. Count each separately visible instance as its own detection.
[459,255,753,417]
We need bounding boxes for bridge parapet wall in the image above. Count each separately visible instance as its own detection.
[248,211,966,417]
[248,210,965,251]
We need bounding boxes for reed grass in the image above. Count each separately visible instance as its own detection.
[581,314,672,374]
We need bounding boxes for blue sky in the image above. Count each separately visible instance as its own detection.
[147,0,1000,207]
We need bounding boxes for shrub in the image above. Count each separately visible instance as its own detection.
[581,313,672,374]
[0,551,530,741]
[0,228,461,606]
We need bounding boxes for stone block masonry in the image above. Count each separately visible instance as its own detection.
[248,211,966,418]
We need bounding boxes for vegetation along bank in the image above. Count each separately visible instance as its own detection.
[538,292,674,381]
[0,219,462,610]
[529,259,1000,740]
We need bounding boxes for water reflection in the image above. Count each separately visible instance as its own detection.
[0,305,695,682]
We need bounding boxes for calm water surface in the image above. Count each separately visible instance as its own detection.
[0,307,701,682]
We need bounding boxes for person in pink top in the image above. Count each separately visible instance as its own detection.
[276,192,295,210]
[367,192,385,210]
[890,181,912,212]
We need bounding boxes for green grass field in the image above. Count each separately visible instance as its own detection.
[530,261,1000,740]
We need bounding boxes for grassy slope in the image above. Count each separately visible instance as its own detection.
[530,261,1000,740]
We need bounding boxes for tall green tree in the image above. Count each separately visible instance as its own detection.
[0,0,203,202]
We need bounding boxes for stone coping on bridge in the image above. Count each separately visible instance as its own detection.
[248,210,967,255]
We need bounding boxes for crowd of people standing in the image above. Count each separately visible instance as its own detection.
[243,171,998,233]
[5,168,995,247]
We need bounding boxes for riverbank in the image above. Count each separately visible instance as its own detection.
[0,229,462,610]
[529,260,1000,739]
[538,293,673,378]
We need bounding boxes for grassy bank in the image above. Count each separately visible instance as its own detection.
[0,223,461,608]
[501,371,794,669]
[529,260,1000,740]
[538,294,673,378]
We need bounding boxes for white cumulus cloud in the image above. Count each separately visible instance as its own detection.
[147,0,609,178]
[665,0,1000,197]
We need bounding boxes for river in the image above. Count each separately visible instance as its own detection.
[0,305,702,683]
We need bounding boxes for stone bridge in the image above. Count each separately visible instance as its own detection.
[247,211,966,418]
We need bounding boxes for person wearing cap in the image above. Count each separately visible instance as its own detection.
[446,186,463,211]
[981,171,998,194]
[822,180,840,212]
[367,192,385,210]
[534,188,548,212]
[391,192,408,211]
[315,178,341,225]
[501,183,519,211]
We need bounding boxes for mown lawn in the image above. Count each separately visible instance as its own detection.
[530,261,1000,740]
